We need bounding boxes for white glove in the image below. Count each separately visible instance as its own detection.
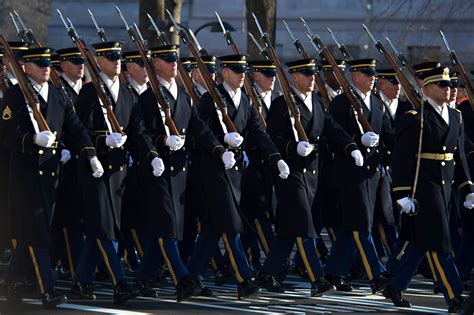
[464,193,474,209]
[60,149,71,164]
[165,135,185,151]
[361,131,379,147]
[277,159,290,179]
[151,157,165,177]
[224,132,244,148]
[89,156,104,178]
[222,151,236,169]
[296,141,314,157]
[351,149,364,167]
[397,197,416,214]
[105,132,128,148]
[34,131,56,148]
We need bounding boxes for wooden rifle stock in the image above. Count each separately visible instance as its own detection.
[0,35,50,132]
[449,52,474,111]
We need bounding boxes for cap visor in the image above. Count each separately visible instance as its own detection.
[33,59,52,67]
[105,53,122,61]
[359,68,377,76]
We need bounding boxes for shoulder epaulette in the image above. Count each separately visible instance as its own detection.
[453,108,461,113]
[405,110,417,115]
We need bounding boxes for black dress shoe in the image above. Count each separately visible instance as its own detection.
[6,282,22,303]
[447,297,464,313]
[255,272,285,293]
[250,261,263,274]
[237,279,261,300]
[382,286,411,307]
[311,277,336,297]
[293,265,309,279]
[277,259,294,283]
[42,290,67,308]
[113,280,140,305]
[71,282,96,300]
[136,280,158,298]
[214,266,232,286]
[176,275,197,302]
[95,268,110,281]
[325,274,353,292]
[371,274,390,294]
[192,277,214,297]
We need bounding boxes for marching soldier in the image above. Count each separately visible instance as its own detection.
[256,58,364,296]
[320,59,345,102]
[240,60,281,270]
[384,66,474,313]
[325,59,395,293]
[187,54,290,299]
[135,45,234,301]
[71,41,158,305]
[50,47,86,280]
[1,46,101,307]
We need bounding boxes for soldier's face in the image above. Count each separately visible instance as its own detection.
[292,72,315,93]
[352,72,375,94]
[379,79,400,100]
[223,68,245,90]
[191,68,213,86]
[253,72,275,92]
[25,62,50,84]
[153,58,177,81]
[97,57,121,78]
[449,86,458,103]
[61,61,84,82]
[426,83,450,105]
[127,62,148,85]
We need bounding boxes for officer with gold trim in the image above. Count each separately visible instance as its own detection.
[385,67,474,313]
[325,58,394,293]
[187,54,290,300]
[0,46,101,307]
[72,41,158,305]
[257,58,363,296]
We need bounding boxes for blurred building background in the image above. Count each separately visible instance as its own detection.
[1,0,473,68]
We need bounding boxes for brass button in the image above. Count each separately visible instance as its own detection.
[53,131,57,135]
[75,155,79,159]
[442,180,445,185]
[312,170,316,175]
[387,151,391,155]
[51,172,55,176]
[453,161,456,165]
[441,161,446,166]
[366,148,371,153]
[119,166,124,171]
[376,149,379,153]
[52,150,56,155]
[235,166,239,171]
[170,166,174,171]
[303,168,307,173]
[452,180,455,184]
[442,146,447,151]
[108,165,113,170]
[182,167,186,172]
[182,146,186,151]
[366,165,371,170]
[454,146,457,151]
[38,149,44,155]
[386,166,390,171]
[376,166,380,172]
[316,136,320,140]
[39,170,43,175]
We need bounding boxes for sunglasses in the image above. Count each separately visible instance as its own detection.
[432,81,451,88]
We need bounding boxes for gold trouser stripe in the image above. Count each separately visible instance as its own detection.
[123,249,129,266]
[222,233,245,283]
[95,239,117,285]
[247,247,253,263]
[353,231,374,280]
[425,252,439,282]
[296,237,316,282]
[210,257,218,271]
[28,246,45,294]
[62,228,76,278]
[431,251,455,300]
[130,229,144,258]
[11,239,17,250]
[328,228,337,243]
[197,219,202,234]
[158,238,178,286]
[254,219,270,255]
[377,223,391,256]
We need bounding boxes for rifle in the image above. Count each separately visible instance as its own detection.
[250,14,308,142]
[0,35,50,132]
[440,30,474,110]
[215,12,266,129]
[11,11,71,94]
[0,64,7,95]
[166,10,237,133]
[363,25,422,110]
[146,14,201,107]
[301,18,373,133]
[385,36,420,87]
[57,10,123,134]
[327,27,354,61]
[283,20,331,110]
[364,25,422,216]
[116,6,180,136]
[87,9,128,85]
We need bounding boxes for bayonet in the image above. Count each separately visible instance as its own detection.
[188,29,208,55]
[440,30,452,52]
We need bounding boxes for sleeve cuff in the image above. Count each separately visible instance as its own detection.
[80,147,97,159]
[21,133,35,154]
[212,145,225,158]
[344,142,358,156]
